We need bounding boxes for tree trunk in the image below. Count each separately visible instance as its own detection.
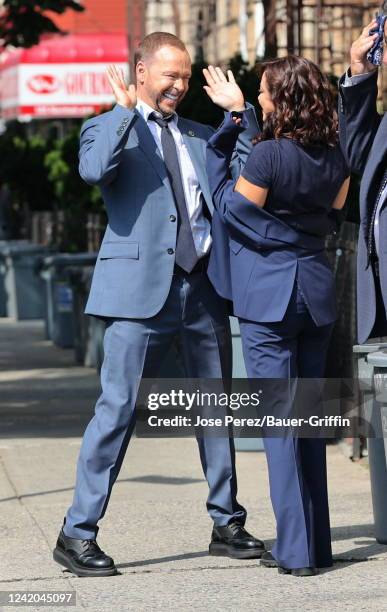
[262,0,278,59]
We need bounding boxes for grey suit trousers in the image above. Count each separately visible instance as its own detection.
[64,270,246,539]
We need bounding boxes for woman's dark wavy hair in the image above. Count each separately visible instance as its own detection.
[255,55,338,147]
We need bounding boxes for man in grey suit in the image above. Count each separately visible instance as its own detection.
[53,32,264,577]
[339,11,387,343]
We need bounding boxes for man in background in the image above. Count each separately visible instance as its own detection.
[339,8,387,343]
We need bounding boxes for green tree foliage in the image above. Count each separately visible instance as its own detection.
[0,121,103,250]
[0,125,55,212]
[0,0,84,49]
[44,127,101,210]
[44,128,104,251]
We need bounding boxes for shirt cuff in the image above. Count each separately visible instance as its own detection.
[343,69,377,87]
[225,109,248,129]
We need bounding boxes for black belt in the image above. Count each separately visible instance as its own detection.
[173,256,209,276]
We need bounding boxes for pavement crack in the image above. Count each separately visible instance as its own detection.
[0,455,83,605]
[0,575,73,584]
[0,453,51,548]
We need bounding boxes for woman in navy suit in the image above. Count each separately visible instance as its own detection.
[203,56,350,576]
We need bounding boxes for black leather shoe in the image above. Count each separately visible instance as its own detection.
[209,522,265,559]
[53,519,117,577]
[260,551,318,576]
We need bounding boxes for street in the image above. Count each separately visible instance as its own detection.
[1,319,387,611]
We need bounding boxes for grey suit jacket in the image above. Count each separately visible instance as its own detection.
[79,103,259,318]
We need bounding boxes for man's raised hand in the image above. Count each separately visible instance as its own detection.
[202,66,245,112]
[350,19,379,75]
[106,65,137,109]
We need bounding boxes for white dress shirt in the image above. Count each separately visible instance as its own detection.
[135,98,212,258]
[343,68,377,87]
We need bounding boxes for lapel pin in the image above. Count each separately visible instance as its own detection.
[188,130,195,137]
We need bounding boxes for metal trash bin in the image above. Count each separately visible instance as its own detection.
[0,240,29,317]
[40,253,97,348]
[70,267,187,374]
[69,266,93,365]
[2,243,53,319]
[352,343,387,460]
[86,314,106,372]
[364,349,387,544]
[0,258,5,317]
[69,265,106,369]
[325,222,358,379]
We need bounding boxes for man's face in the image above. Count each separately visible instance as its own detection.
[136,45,191,115]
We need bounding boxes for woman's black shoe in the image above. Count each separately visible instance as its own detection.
[260,551,317,576]
[260,551,278,568]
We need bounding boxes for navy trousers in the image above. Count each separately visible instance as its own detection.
[64,270,246,540]
[239,281,334,569]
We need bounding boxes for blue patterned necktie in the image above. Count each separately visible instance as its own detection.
[149,112,198,273]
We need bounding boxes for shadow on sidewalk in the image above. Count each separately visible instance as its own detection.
[107,524,387,573]
[117,551,209,570]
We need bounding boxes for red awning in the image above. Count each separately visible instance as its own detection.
[1,32,128,67]
[0,33,129,120]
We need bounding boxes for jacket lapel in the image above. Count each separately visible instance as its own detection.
[133,109,174,198]
[132,110,214,213]
[360,114,387,240]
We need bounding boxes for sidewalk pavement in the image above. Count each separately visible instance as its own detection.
[1,318,387,611]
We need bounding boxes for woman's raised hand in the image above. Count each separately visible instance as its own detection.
[202,66,245,112]
[106,65,137,109]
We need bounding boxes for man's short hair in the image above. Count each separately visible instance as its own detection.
[133,32,188,73]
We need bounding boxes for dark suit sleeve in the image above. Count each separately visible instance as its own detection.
[206,118,329,250]
[205,103,260,179]
[338,70,382,175]
[229,104,260,179]
[79,105,138,187]
[206,113,245,218]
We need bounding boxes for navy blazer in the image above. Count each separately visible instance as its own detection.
[339,71,387,343]
[207,114,338,326]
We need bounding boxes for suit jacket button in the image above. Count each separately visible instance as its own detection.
[167,248,174,254]
[169,215,176,222]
